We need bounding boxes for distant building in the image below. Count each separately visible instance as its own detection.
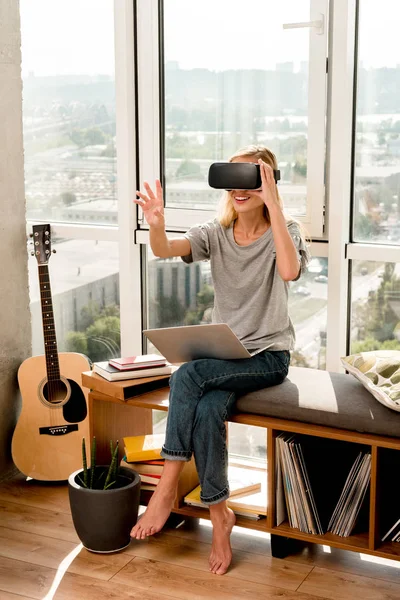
[147,257,211,328]
[276,62,294,73]
[29,240,119,355]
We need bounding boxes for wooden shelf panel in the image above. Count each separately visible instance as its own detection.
[376,541,400,557]
[272,522,369,551]
[233,414,400,450]
[90,388,170,410]
[82,370,170,401]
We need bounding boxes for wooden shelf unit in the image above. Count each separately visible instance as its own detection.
[83,370,400,561]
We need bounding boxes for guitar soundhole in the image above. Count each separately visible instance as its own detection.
[43,379,69,405]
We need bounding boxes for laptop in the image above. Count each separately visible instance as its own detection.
[143,323,263,364]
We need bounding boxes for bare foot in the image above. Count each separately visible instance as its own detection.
[130,487,176,540]
[209,507,236,575]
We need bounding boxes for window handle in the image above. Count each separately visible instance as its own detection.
[283,13,324,35]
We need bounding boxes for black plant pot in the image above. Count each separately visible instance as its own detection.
[68,466,141,553]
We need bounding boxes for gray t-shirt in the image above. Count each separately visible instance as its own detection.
[182,218,309,352]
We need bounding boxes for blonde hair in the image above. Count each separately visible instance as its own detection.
[217,144,284,228]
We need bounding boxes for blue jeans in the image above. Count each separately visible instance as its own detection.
[160,350,290,505]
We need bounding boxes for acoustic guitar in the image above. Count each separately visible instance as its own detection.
[12,224,91,481]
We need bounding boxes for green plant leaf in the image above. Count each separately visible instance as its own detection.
[82,438,88,487]
[90,437,96,489]
[104,481,116,490]
[77,475,87,488]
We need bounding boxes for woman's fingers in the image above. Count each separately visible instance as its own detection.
[135,191,148,203]
[258,159,273,187]
[143,181,157,200]
[258,159,267,187]
[155,179,163,204]
[134,180,163,210]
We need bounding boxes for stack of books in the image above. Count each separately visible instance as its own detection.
[276,433,371,537]
[93,354,176,381]
[121,433,165,491]
[121,433,199,495]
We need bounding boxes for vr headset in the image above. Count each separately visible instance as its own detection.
[208,162,280,191]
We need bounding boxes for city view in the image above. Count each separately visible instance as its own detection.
[23,60,400,369]
[20,0,400,460]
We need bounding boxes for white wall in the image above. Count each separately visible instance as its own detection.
[0,0,31,479]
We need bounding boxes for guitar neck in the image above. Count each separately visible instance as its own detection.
[38,264,60,381]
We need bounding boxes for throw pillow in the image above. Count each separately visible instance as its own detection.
[341,350,400,412]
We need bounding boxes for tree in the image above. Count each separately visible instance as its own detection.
[377,131,386,146]
[175,160,202,181]
[65,302,121,362]
[65,331,88,354]
[353,264,400,344]
[353,212,380,240]
[69,128,84,147]
[101,304,120,318]
[84,127,106,146]
[196,284,214,321]
[60,192,76,206]
[101,143,116,157]
[86,316,121,362]
[352,338,400,353]
[293,160,307,179]
[157,294,186,328]
[80,301,102,331]
[290,350,311,368]
[184,310,202,325]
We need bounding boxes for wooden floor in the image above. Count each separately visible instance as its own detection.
[1,476,400,599]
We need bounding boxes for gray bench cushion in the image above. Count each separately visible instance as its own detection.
[236,366,400,438]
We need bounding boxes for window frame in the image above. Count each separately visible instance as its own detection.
[136,0,328,238]
[23,0,400,374]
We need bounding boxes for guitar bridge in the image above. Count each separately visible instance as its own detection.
[39,424,78,436]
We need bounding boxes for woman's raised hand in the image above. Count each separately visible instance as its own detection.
[134,180,165,228]
[257,159,280,210]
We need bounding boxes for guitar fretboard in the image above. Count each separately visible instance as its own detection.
[38,265,60,381]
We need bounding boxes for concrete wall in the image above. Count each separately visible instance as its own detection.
[0,0,31,479]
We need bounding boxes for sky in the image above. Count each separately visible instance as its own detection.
[20,0,400,77]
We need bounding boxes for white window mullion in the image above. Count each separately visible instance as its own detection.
[136,0,161,221]
[347,244,400,263]
[114,0,142,355]
[325,0,357,372]
[26,221,120,242]
[304,0,329,238]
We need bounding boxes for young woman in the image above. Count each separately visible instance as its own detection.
[130,145,309,575]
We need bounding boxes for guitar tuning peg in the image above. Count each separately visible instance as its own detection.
[29,233,34,238]
[52,249,57,254]
[31,252,35,256]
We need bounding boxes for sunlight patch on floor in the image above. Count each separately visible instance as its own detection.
[359,552,400,569]
[42,543,83,599]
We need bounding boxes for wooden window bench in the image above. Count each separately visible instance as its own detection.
[82,367,400,561]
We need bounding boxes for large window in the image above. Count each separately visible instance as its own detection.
[350,260,400,353]
[29,238,120,362]
[136,0,327,237]
[20,0,117,225]
[353,0,400,244]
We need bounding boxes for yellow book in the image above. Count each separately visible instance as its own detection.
[123,433,165,462]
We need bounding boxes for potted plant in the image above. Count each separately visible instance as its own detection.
[68,437,141,553]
